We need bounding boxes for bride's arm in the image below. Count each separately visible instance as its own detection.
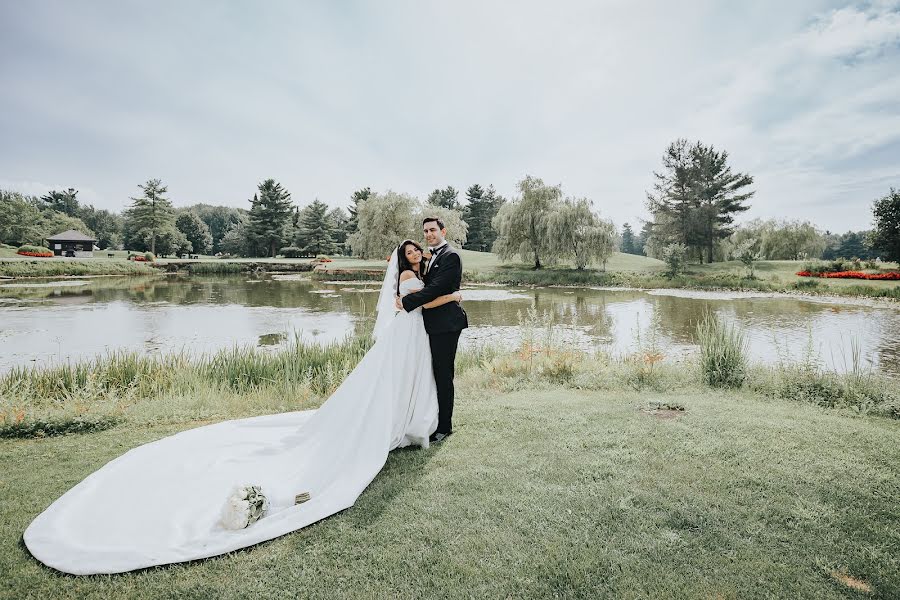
[422,291,462,309]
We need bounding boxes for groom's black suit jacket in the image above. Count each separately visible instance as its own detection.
[401,244,468,335]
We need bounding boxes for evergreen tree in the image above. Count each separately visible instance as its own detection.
[871,188,900,262]
[427,186,461,211]
[834,231,873,260]
[175,211,213,254]
[41,188,80,216]
[297,199,338,256]
[691,143,754,263]
[646,139,754,263]
[620,223,636,254]
[646,139,699,255]
[247,179,293,257]
[347,187,371,235]
[636,221,652,256]
[327,207,349,254]
[462,184,505,252]
[123,179,176,255]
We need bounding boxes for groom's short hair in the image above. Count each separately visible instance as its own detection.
[423,217,445,229]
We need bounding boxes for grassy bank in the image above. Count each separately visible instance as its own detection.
[2,348,899,597]
[462,264,899,301]
[0,258,156,278]
[7,250,894,301]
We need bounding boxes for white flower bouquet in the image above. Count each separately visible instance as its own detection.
[221,485,269,530]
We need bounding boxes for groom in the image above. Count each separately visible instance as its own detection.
[396,217,468,443]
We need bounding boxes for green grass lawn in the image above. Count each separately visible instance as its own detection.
[690,260,900,292]
[2,387,898,598]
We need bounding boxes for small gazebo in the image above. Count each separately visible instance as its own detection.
[46,230,97,257]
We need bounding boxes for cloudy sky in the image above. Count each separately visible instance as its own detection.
[2,0,899,232]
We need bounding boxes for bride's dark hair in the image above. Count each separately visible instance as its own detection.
[396,239,424,295]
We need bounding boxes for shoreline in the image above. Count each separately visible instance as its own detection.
[1,256,897,303]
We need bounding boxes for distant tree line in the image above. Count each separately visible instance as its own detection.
[0,177,509,259]
[2,157,897,266]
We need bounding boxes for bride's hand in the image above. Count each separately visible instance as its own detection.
[453,291,462,303]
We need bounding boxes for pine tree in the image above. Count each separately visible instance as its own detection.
[427,186,461,211]
[871,188,900,262]
[463,184,505,252]
[636,221,652,256]
[347,187,371,233]
[646,139,753,263]
[462,184,485,251]
[124,179,176,255]
[620,223,636,254]
[41,188,80,216]
[691,143,754,263]
[327,207,349,253]
[297,199,338,256]
[247,179,293,257]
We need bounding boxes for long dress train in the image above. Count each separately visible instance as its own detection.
[23,277,438,575]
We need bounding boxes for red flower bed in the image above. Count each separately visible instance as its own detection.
[16,251,53,258]
[796,270,900,280]
[133,256,149,262]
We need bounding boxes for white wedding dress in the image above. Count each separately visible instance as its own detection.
[24,275,438,575]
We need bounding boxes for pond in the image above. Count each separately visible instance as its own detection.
[1,274,898,376]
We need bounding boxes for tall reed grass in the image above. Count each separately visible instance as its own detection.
[695,312,749,388]
[3,313,898,439]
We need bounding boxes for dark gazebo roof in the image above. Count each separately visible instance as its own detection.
[46,229,96,242]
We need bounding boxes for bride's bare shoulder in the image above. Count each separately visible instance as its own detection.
[399,270,417,282]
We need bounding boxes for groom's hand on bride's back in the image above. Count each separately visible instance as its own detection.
[394,295,402,310]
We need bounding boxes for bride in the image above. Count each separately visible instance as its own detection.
[24,239,462,575]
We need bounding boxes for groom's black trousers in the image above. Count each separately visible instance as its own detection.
[429,330,461,435]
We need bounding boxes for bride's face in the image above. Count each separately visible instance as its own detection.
[404,244,423,265]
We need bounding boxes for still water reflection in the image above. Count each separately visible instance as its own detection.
[0,275,898,376]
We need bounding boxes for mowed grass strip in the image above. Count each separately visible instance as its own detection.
[2,388,898,599]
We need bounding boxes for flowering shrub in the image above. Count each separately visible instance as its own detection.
[802,259,863,275]
[796,270,900,280]
[16,245,53,257]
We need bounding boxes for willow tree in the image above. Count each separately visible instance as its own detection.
[414,204,467,248]
[347,191,418,259]
[491,175,561,269]
[546,198,617,270]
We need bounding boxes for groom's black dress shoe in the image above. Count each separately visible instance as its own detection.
[430,432,452,444]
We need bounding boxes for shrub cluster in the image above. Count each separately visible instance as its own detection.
[800,258,863,274]
[0,415,119,439]
[16,244,53,257]
[280,246,303,258]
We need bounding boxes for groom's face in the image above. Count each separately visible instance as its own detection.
[423,221,446,247]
